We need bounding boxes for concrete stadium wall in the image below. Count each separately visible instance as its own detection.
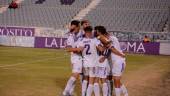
[0,26,35,47]
[159,43,170,55]
[0,26,170,55]
[0,36,34,47]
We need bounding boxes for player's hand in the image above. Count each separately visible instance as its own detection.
[99,56,106,63]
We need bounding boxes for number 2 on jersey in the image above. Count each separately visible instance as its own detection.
[85,44,91,55]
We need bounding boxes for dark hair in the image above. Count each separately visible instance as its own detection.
[94,26,100,30]
[71,20,80,27]
[95,26,108,35]
[81,20,89,25]
[84,26,93,32]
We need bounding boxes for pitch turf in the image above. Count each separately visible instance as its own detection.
[0,46,170,96]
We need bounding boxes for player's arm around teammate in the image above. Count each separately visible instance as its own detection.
[93,26,112,96]
[95,26,128,96]
[108,37,128,96]
[108,39,128,96]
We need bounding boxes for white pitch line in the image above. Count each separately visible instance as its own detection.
[0,56,68,68]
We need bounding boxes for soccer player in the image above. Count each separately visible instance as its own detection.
[62,20,83,96]
[76,26,103,96]
[94,26,113,96]
[81,20,95,37]
[94,48,111,96]
[110,36,128,96]
[79,20,91,83]
[92,26,111,96]
[96,26,128,96]
[81,20,90,30]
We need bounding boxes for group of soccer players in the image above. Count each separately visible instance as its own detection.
[62,20,128,96]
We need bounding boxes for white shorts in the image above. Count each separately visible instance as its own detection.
[97,56,111,77]
[71,58,82,73]
[95,67,107,78]
[83,67,96,77]
[112,59,126,76]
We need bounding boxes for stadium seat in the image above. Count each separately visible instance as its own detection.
[0,0,91,29]
[83,0,170,32]
[0,0,169,32]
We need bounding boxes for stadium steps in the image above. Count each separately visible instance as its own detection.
[73,0,102,20]
[83,0,170,32]
[64,0,101,31]
[64,0,101,32]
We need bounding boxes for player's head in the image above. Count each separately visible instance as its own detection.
[144,35,148,38]
[84,26,93,38]
[94,26,108,36]
[70,20,80,33]
[94,26,100,37]
[81,20,90,29]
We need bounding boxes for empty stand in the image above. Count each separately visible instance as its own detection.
[0,0,12,6]
[84,0,170,32]
[0,0,169,32]
[0,0,91,29]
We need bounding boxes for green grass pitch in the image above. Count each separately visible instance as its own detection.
[0,46,170,96]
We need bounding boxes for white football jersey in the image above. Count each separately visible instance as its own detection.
[79,37,100,67]
[66,32,83,61]
[96,49,111,67]
[109,35,125,61]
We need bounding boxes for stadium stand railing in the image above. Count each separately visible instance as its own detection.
[110,31,170,42]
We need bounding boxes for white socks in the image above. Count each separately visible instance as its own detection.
[63,77,128,96]
[94,83,100,96]
[69,83,75,95]
[121,84,128,96]
[63,76,76,95]
[115,88,121,96]
[102,83,108,96]
[82,80,88,96]
[87,82,109,96]
[86,84,93,96]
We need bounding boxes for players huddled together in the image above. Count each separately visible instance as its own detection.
[63,20,128,96]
